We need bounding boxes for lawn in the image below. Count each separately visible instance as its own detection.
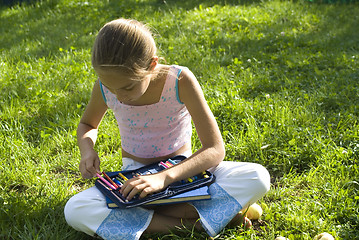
[0,0,358,239]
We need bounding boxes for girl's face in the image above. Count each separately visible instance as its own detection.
[98,70,151,104]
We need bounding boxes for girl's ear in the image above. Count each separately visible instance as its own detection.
[149,56,159,70]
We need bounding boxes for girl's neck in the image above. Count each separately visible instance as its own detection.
[150,64,170,81]
[124,64,170,106]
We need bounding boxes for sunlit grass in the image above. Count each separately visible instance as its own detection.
[1,0,358,239]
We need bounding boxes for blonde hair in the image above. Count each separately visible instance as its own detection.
[92,19,157,81]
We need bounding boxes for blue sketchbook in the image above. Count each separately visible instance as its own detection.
[105,185,211,208]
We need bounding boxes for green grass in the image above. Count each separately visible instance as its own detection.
[1,0,358,239]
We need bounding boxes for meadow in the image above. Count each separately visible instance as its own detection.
[0,0,358,239]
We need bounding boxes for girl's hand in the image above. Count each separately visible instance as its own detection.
[120,173,168,201]
[79,149,101,179]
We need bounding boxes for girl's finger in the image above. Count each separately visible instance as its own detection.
[126,183,148,200]
[84,164,96,179]
[120,178,142,196]
[138,187,152,199]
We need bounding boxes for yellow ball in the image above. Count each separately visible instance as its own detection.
[314,232,335,240]
[246,203,263,220]
[275,237,289,240]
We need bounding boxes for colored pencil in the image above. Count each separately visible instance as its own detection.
[159,161,169,169]
[118,172,128,181]
[165,161,173,167]
[115,176,125,184]
[102,171,120,188]
[96,173,116,190]
[167,159,177,165]
[113,178,123,187]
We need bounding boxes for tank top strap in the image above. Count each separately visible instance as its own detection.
[160,65,184,104]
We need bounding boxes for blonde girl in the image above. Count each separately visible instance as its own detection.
[64,18,270,239]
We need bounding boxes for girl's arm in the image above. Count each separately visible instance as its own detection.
[121,68,225,200]
[77,79,108,179]
[163,67,225,180]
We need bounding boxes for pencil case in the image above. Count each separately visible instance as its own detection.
[95,155,215,209]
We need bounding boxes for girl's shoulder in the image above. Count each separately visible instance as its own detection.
[161,64,193,80]
[156,64,191,74]
[154,65,196,90]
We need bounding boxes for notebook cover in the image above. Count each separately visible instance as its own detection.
[105,185,211,208]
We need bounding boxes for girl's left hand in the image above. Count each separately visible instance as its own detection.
[120,173,168,201]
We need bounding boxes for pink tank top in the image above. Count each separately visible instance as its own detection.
[99,65,192,158]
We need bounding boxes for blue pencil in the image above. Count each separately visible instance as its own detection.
[167,159,177,165]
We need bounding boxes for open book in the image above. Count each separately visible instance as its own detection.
[95,156,215,209]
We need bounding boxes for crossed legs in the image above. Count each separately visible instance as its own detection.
[144,203,203,233]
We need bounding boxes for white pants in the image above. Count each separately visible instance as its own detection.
[64,158,270,239]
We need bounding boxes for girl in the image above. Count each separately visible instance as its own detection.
[64,18,270,240]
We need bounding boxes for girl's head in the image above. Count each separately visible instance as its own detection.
[92,18,158,81]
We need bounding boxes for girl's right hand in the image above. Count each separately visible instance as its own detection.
[79,149,101,179]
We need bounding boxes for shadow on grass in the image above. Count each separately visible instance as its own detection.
[0,195,91,239]
[0,0,33,7]
[160,0,262,8]
[0,1,97,59]
[0,0,261,57]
